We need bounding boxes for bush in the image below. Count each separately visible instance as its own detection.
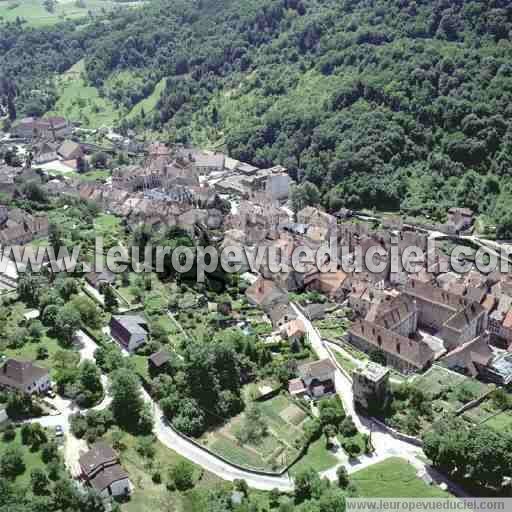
[342,438,361,458]
[339,416,357,437]
[2,424,16,442]
[169,460,195,491]
[1,445,25,478]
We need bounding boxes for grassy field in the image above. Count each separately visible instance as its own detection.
[201,394,310,472]
[289,436,339,476]
[0,0,121,27]
[352,457,451,498]
[127,77,167,120]
[49,59,121,129]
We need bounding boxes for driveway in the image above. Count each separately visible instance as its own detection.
[74,329,99,362]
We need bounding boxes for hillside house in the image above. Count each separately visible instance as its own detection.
[110,315,149,352]
[79,442,131,499]
[0,359,51,395]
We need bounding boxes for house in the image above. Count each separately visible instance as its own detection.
[109,315,149,352]
[34,141,58,164]
[280,319,306,346]
[84,270,116,291]
[353,362,390,411]
[245,277,288,310]
[12,116,71,140]
[44,116,72,139]
[79,442,131,499]
[268,303,296,328]
[186,150,225,175]
[148,350,171,377]
[0,358,51,394]
[289,359,336,399]
[58,140,83,161]
[242,166,291,201]
[304,270,348,301]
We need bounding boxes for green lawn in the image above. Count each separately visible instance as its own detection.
[77,170,111,182]
[0,429,48,486]
[289,436,338,476]
[352,457,451,498]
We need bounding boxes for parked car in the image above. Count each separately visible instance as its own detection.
[55,425,64,437]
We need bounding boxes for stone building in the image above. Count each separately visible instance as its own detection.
[353,362,390,410]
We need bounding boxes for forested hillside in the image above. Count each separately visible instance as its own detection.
[2,0,512,232]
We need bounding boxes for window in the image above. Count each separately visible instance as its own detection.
[396,343,401,354]
[377,335,382,346]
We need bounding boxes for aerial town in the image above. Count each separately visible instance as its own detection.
[0,113,511,509]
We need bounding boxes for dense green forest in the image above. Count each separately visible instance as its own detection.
[2,0,512,232]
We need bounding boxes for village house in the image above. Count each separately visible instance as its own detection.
[34,141,58,165]
[304,270,348,301]
[109,315,149,352]
[84,270,116,291]
[280,319,306,346]
[0,358,51,395]
[288,359,336,399]
[441,333,512,385]
[0,208,49,247]
[179,148,225,175]
[58,140,83,161]
[241,165,291,201]
[245,276,289,311]
[12,116,72,140]
[268,302,297,328]
[79,442,131,499]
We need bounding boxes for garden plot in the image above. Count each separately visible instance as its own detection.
[200,394,309,472]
